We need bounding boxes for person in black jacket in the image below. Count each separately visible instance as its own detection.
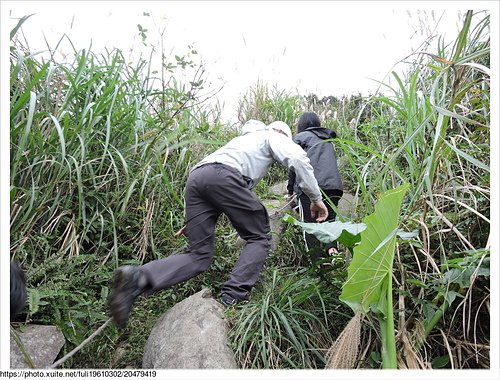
[287,111,343,261]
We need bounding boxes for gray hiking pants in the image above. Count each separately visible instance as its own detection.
[141,163,271,300]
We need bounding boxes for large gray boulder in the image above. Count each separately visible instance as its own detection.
[142,288,238,369]
[10,325,65,369]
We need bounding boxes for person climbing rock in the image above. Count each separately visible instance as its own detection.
[287,111,343,262]
[108,119,329,328]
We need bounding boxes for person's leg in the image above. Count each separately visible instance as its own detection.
[323,189,343,254]
[145,163,270,302]
[220,202,271,301]
[323,189,343,220]
[298,193,320,254]
[140,166,221,291]
[109,165,220,327]
[299,190,344,260]
[204,164,271,302]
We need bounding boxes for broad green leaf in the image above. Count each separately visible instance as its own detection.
[282,214,366,248]
[339,183,409,315]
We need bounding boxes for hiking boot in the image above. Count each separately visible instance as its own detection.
[219,292,238,306]
[108,265,144,328]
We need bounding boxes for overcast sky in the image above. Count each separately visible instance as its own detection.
[3,1,488,123]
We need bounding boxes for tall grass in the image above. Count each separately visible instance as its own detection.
[236,80,302,127]
[229,268,333,369]
[10,16,227,356]
[318,10,490,368]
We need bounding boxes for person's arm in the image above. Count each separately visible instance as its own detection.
[268,133,321,200]
[268,133,328,221]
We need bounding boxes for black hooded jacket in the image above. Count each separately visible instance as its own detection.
[287,127,343,196]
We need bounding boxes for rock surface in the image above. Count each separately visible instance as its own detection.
[236,181,291,251]
[142,288,238,369]
[10,325,65,369]
[337,192,358,218]
[262,198,292,251]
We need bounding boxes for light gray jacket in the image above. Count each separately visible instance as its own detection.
[192,120,322,202]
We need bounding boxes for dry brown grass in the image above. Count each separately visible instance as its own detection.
[325,311,362,369]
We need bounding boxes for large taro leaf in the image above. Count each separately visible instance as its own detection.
[339,183,409,316]
[282,214,366,248]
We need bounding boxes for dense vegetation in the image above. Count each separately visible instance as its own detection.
[9,10,490,369]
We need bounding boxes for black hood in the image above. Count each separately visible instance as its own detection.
[305,127,337,140]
